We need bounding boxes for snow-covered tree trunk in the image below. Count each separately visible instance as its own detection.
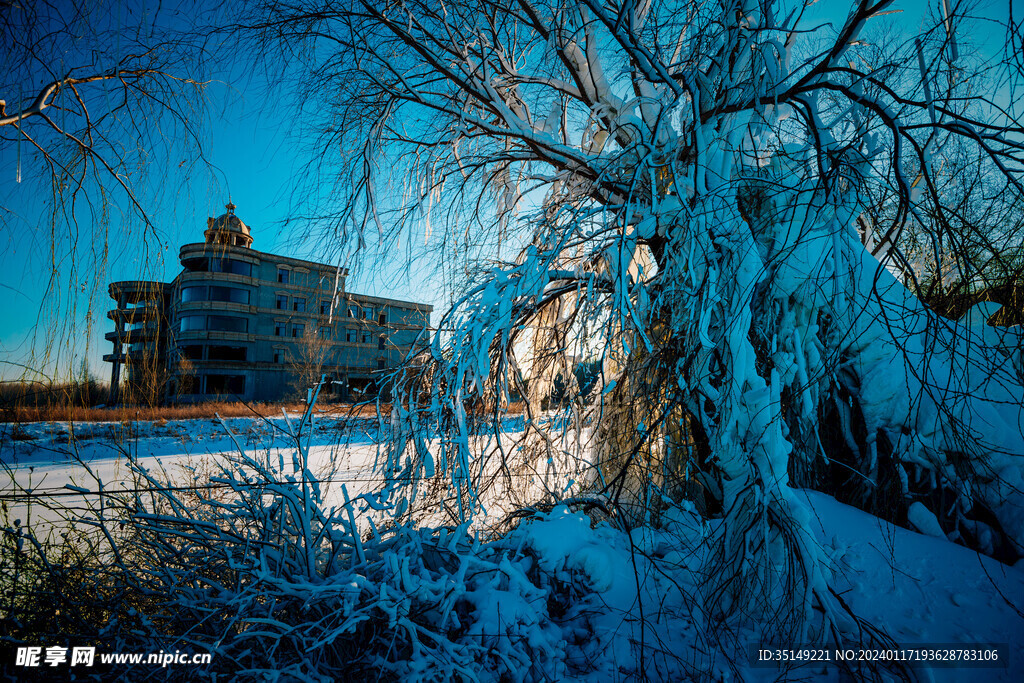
[247,0,1024,645]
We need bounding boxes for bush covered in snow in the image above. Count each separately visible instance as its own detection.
[2,423,914,682]
[3,445,699,681]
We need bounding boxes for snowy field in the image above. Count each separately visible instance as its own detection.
[1,415,381,533]
[2,417,1022,681]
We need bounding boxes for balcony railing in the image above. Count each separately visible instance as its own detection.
[106,305,161,324]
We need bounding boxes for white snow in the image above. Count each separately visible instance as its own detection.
[2,418,1021,679]
[908,501,946,538]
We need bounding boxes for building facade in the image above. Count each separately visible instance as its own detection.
[104,204,432,403]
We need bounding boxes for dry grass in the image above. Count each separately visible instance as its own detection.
[1,401,386,424]
[2,397,530,425]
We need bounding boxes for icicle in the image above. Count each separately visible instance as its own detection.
[16,86,21,183]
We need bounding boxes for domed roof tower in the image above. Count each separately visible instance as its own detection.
[205,202,253,248]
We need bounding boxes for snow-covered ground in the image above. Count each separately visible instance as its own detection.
[0,416,379,534]
[2,417,1021,680]
[796,490,1023,682]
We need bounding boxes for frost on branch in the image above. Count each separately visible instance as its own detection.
[254,0,1024,649]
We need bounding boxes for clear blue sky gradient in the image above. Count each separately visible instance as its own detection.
[0,0,1011,381]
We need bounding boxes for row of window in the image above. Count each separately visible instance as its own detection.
[275,295,334,314]
[181,285,251,305]
[179,345,247,361]
[348,306,384,323]
[178,260,420,334]
[188,257,254,277]
[179,287,332,315]
[276,296,385,323]
[275,322,309,338]
[185,256,311,287]
[179,263,406,325]
[272,352,388,370]
[186,257,301,283]
[176,312,391,348]
[177,345,389,369]
[178,374,245,395]
[180,286,390,324]
[272,323,387,348]
[179,314,248,333]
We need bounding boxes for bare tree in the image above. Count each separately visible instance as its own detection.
[122,343,171,408]
[1,0,210,376]
[288,324,331,400]
[245,0,1024,651]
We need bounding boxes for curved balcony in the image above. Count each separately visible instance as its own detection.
[174,270,258,289]
[172,300,253,316]
[105,325,160,344]
[108,280,172,304]
[107,304,161,324]
[179,242,260,268]
[174,330,253,343]
[123,352,166,365]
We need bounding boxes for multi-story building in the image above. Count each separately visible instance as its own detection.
[104,203,432,404]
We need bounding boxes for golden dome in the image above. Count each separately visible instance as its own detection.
[205,202,253,248]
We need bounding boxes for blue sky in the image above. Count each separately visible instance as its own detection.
[0,107,442,380]
[0,4,443,382]
[0,0,1012,382]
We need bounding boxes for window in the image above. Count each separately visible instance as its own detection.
[292,324,305,338]
[273,349,285,364]
[177,375,199,394]
[293,297,306,312]
[182,257,206,273]
[361,307,371,320]
[205,374,245,395]
[209,258,252,276]
[275,321,286,337]
[346,329,356,343]
[276,295,288,310]
[208,286,250,304]
[179,315,205,332]
[277,267,290,284]
[362,332,371,344]
[377,358,387,370]
[128,341,156,355]
[207,316,248,333]
[181,285,249,304]
[378,334,386,350]
[207,345,247,361]
[320,300,331,315]
[347,305,357,318]
[319,326,331,339]
[179,345,203,360]
[378,311,387,325]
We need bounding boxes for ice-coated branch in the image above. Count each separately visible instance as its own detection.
[243,0,1024,656]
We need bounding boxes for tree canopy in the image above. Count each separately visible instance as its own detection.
[241,0,1024,646]
[0,0,211,376]
[3,0,1023,658]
